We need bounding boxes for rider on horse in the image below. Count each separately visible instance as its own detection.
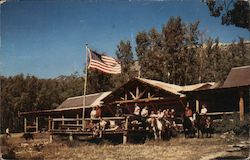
[185,105,194,125]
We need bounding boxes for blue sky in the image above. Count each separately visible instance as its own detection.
[1,0,249,78]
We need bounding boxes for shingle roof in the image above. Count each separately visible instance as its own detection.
[222,65,250,88]
[56,91,111,110]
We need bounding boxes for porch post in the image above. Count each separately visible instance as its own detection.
[123,116,129,144]
[196,99,199,113]
[24,117,27,133]
[239,91,244,122]
[48,116,51,131]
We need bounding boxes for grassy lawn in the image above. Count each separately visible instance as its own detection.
[1,133,249,160]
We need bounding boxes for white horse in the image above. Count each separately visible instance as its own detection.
[148,117,172,140]
[148,117,163,140]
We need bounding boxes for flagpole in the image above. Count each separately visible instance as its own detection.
[82,43,88,130]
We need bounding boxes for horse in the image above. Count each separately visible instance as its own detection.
[195,114,213,138]
[148,117,162,140]
[183,116,196,138]
[148,117,171,140]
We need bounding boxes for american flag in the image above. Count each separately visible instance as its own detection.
[88,48,121,74]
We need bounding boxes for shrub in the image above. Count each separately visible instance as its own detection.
[214,113,249,136]
[0,135,16,159]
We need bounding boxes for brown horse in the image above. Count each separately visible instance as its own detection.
[195,114,213,138]
[183,116,196,138]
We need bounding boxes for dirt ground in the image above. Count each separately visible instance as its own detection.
[1,132,249,160]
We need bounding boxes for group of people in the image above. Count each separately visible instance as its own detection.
[185,104,208,124]
[133,103,176,120]
[88,103,209,131]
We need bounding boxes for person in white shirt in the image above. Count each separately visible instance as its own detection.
[157,110,164,120]
[134,103,140,116]
[90,107,97,119]
[141,106,149,117]
[200,105,208,115]
[6,128,10,138]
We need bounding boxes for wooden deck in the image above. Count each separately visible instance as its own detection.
[49,116,148,143]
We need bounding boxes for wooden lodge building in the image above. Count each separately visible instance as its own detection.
[184,66,250,121]
[101,78,214,117]
[19,92,111,132]
[19,66,250,133]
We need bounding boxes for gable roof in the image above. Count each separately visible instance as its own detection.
[56,91,111,110]
[222,65,250,88]
[137,78,185,97]
[19,91,111,116]
[138,78,214,96]
[103,77,215,104]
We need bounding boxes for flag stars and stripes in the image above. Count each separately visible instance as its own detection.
[88,48,121,74]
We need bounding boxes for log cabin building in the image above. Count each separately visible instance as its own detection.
[184,65,250,121]
[19,92,111,132]
[19,66,250,133]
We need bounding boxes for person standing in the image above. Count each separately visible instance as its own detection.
[6,128,10,138]
[133,103,140,116]
[185,105,194,123]
[170,109,176,119]
[141,106,149,117]
[141,106,149,129]
[200,105,208,115]
[90,107,97,119]
[115,104,123,117]
[96,105,102,118]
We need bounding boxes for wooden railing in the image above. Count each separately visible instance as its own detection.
[50,116,127,132]
[206,111,240,123]
[206,111,239,116]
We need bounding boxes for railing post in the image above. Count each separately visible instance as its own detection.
[62,115,64,125]
[76,114,79,125]
[69,132,73,141]
[76,114,79,131]
[52,119,55,131]
[36,116,39,132]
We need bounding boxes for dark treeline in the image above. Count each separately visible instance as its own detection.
[0,73,84,133]
[1,17,250,133]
